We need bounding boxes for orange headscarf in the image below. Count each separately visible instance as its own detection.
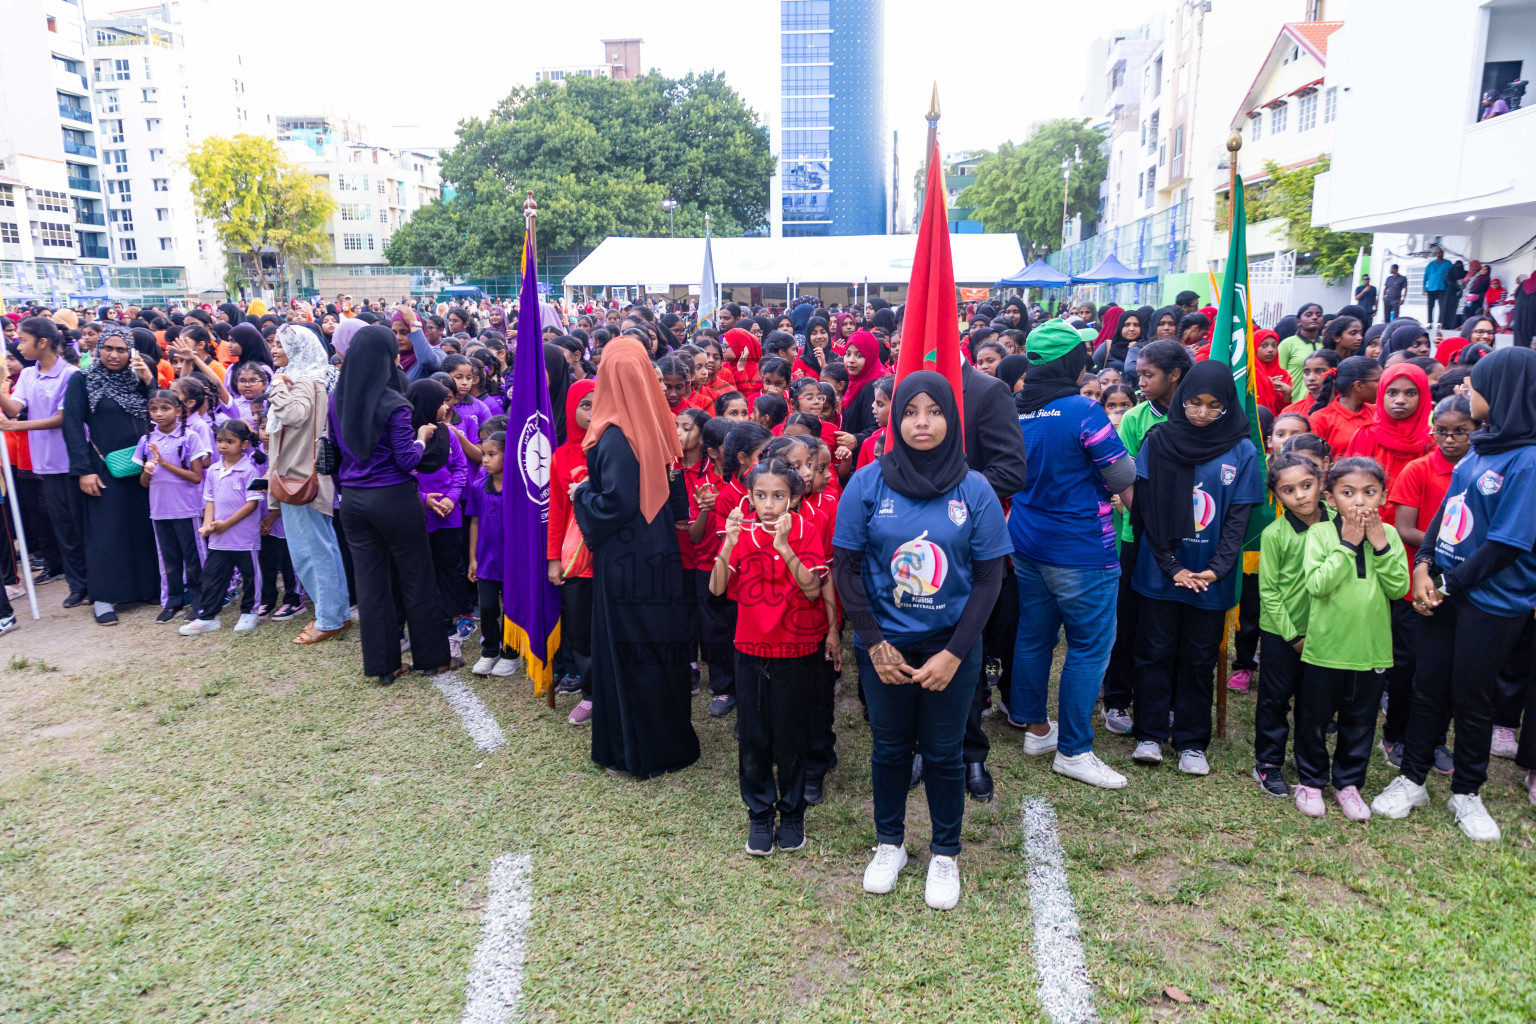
[582,337,683,523]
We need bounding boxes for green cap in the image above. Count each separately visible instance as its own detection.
[1026,319,1088,363]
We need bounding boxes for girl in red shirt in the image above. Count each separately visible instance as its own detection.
[1305,356,1381,456]
[1343,363,1433,523]
[546,379,597,722]
[702,421,773,717]
[1280,350,1340,419]
[792,317,834,380]
[721,328,763,406]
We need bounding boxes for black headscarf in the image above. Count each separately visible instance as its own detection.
[880,370,969,500]
[1017,342,1089,416]
[1336,303,1368,324]
[1273,315,1299,340]
[1108,306,1151,366]
[544,342,573,445]
[1148,305,1181,342]
[996,353,1029,392]
[800,316,831,373]
[218,302,242,327]
[129,327,162,365]
[229,322,274,369]
[1136,360,1252,547]
[405,378,453,468]
[1381,319,1427,364]
[870,307,897,334]
[1470,347,1536,456]
[334,324,410,456]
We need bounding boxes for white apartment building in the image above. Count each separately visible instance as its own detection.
[1097,26,1161,233]
[0,0,109,300]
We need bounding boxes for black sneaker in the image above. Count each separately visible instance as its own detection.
[155,604,182,624]
[690,666,702,695]
[1432,744,1455,775]
[94,608,119,626]
[804,775,825,806]
[271,600,305,621]
[776,817,806,852]
[1380,739,1404,768]
[709,693,737,718]
[1253,764,1290,798]
[62,591,88,609]
[745,819,775,856]
[33,570,64,586]
[556,674,583,695]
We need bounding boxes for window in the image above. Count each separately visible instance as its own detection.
[780,0,830,31]
[35,189,68,213]
[149,148,164,162]
[1324,86,1338,124]
[781,130,831,159]
[781,97,830,128]
[1306,0,1324,20]
[1152,55,1163,97]
[377,180,386,195]
[105,149,128,173]
[1171,125,1184,178]
[103,119,124,144]
[1136,171,1144,198]
[107,179,132,203]
[143,57,152,80]
[338,173,368,191]
[156,208,169,221]
[341,232,374,251]
[0,185,12,207]
[141,88,158,103]
[1280,42,1301,66]
[379,208,388,223]
[39,222,73,247]
[1270,103,1288,133]
[1250,113,1262,141]
[0,222,18,244]
[1139,120,1146,147]
[781,33,831,64]
[145,118,161,132]
[340,203,371,221]
[100,90,119,114]
[159,237,172,250]
[1297,92,1317,132]
[111,208,133,230]
[118,237,137,260]
[94,58,130,83]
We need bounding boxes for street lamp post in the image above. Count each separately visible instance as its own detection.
[1061,157,1071,247]
[662,197,678,237]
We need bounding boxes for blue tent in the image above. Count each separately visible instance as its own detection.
[441,284,486,298]
[996,258,1071,288]
[1070,254,1157,284]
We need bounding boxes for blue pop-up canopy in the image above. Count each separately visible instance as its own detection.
[996,258,1071,288]
[1070,254,1158,284]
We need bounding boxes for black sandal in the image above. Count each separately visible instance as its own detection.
[374,667,408,686]
[411,657,464,675]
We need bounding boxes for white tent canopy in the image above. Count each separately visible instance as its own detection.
[563,233,1025,288]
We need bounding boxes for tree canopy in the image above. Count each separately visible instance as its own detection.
[385,72,774,274]
[956,119,1108,255]
[1250,158,1370,283]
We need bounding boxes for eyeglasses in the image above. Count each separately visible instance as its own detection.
[1470,328,1495,337]
[1182,400,1227,419]
[1432,428,1472,439]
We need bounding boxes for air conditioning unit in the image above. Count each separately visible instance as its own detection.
[1403,234,1424,252]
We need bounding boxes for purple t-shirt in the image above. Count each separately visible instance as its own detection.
[134,425,211,520]
[463,478,504,582]
[417,433,468,532]
[201,455,264,551]
[451,396,492,445]
[10,361,77,474]
[188,413,217,453]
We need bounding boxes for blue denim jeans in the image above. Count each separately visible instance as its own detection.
[857,635,981,856]
[279,502,350,631]
[1010,555,1120,757]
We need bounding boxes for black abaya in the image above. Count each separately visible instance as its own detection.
[61,375,160,606]
[571,428,699,776]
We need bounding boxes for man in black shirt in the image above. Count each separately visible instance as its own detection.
[1354,275,1378,326]
[1383,264,1408,322]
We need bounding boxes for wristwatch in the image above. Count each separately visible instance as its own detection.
[1432,572,1451,598]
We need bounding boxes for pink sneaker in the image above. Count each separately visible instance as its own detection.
[567,699,593,726]
[1227,669,1253,693]
[1294,784,1325,818]
[1334,785,1371,821]
[1491,725,1518,759]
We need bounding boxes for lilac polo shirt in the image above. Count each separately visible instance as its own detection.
[201,455,264,552]
[10,361,77,475]
[452,396,492,445]
[417,434,468,532]
[463,478,505,582]
[134,425,211,520]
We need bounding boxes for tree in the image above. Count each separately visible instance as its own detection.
[956,119,1108,255]
[1249,157,1370,283]
[184,135,335,295]
[385,71,773,273]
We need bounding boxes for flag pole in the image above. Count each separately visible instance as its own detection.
[524,189,558,710]
[1215,129,1244,739]
[0,436,39,620]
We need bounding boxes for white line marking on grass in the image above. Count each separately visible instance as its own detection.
[461,852,533,1024]
[432,673,508,752]
[1022,796,1097,1024]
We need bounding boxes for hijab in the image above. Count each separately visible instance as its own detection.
[1381,319,1427,364]
[218,302,242,327]
[545,342,573,446]
[1251,328,1290,414]
[790,302,814,333]
[1273,315,1299,340]
[1137,360,1252,546]
[229,322,273,369]
[880,370,969,500]
[1017,340,1089,415]
[331,316,367,357]
[85,324,148,418]
[560,378,596,456]
[334,325,410,456]
[840,330,887,408]
[1107,306,1149,366]
[1336,303,1369,324]
[582,337,683,524]
[996,353,1029,392]
[275,323,337,391]
[1469,347,1536,456]
[1353,363,1431,456]
[1092,305,1125,350]
[129,326,162,364]
[800,316,830,373]
[405,378,453,468]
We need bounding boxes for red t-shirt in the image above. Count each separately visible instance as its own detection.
[856,428,886,469]
[1309,400,1375,458]
[1343,432,1433,526]
[726,511,828,658]
[1387,448,1455,571]
[708,478,750,566]
[680,457,723,571]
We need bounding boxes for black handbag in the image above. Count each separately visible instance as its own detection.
[315,435,340,476]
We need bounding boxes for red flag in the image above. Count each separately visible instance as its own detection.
[894,133,965,445]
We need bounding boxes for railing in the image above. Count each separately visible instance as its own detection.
[63,140,97,158]
[80,245,110,259]
[67,176,100,192]
[75,211,105,225]
[58,102,93,123]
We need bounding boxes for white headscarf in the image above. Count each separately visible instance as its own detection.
[267,323,339,434]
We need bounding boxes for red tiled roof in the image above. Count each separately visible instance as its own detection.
[1286,21,1342,61]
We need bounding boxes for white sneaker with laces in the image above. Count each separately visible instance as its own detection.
[1448,794,1501,841]
[862,843,908,895]
[472,656,498,675]
[1490,725,1518,760]
[925,855,960,910]
[1371,775,1429,818]
[1132,740,1163,764]
[234,612,259,633]
[0,615,17,637]
[1053,751,1127,790]
[1177,750,1210,776]
[1101,707,1133,734]
[1022,721,1059,756]
[179,617,222,635]
[491,658,518,677]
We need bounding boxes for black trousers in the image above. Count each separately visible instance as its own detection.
[153,517,202,608]
[559,576,594,696]
[962,558,1014,765]
[1254,630,1302,767]
[807,642,838,780]
[1516,622,1536,772]
[1102,541,1140,710]
[259,534,297,607]
[339,482,448,677]
[1133,598,1225,751]
[197,549,255,619]
[1401,598,1527,795]
[1425,290,1448,325]
[476,579,510,658]
[331,511,357,606]
[39,473,86,595]
[1296,664,1383,790]
[17,474,56,576]
[736,650,819,821]
[1493,617,1532,729]
[694,568,736,696]
[429,525,471,628]
[1234,572,1260,671]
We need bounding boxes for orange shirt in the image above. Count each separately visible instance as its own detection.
[1308,400,1375,457]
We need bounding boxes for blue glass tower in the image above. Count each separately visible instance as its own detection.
[779,0,887,236]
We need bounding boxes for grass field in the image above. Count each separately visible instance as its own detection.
[2,590,1534,1023]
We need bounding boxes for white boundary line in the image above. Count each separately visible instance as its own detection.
[432,672,508,752]
[461,851,533,1024]
[1021,797,1098,1024]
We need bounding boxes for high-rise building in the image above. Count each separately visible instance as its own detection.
[776,0,887,237]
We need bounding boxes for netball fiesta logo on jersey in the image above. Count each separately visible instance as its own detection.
[1439,492,1475,546]
[890,531,948,608]
[1192,483,1217,533]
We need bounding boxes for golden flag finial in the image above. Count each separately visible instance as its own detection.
[927,82,941,124]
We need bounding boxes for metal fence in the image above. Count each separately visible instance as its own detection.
[1045,203,1192,307]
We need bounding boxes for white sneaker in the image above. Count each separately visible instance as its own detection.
[471,656,498,675]
[862,843,908,895]
[1177,750,1210,776]
[234,612,259,633]
[491,658,518,677]
[1490,725,1518,760]
[925,855,960,910]
[448,634,463,659]
[0,615,17,637]
[1054,751,1128,789]
[179,617,221,635]
[1102,706,1133,734]
[1371,775,1430,819]
[1448,793,1501,841]
[1132,740,1163,764]
[1022,721,1059,756]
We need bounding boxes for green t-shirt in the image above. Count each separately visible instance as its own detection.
[1278,335,1323,401]
[1299,519,1410,670]
[1114,400,1166,544]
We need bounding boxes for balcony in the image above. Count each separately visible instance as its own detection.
[63,139,97,158]
[58,102,92,124]
[79,245,110,259]
[75,211,105,226]
[67,176,100,192]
